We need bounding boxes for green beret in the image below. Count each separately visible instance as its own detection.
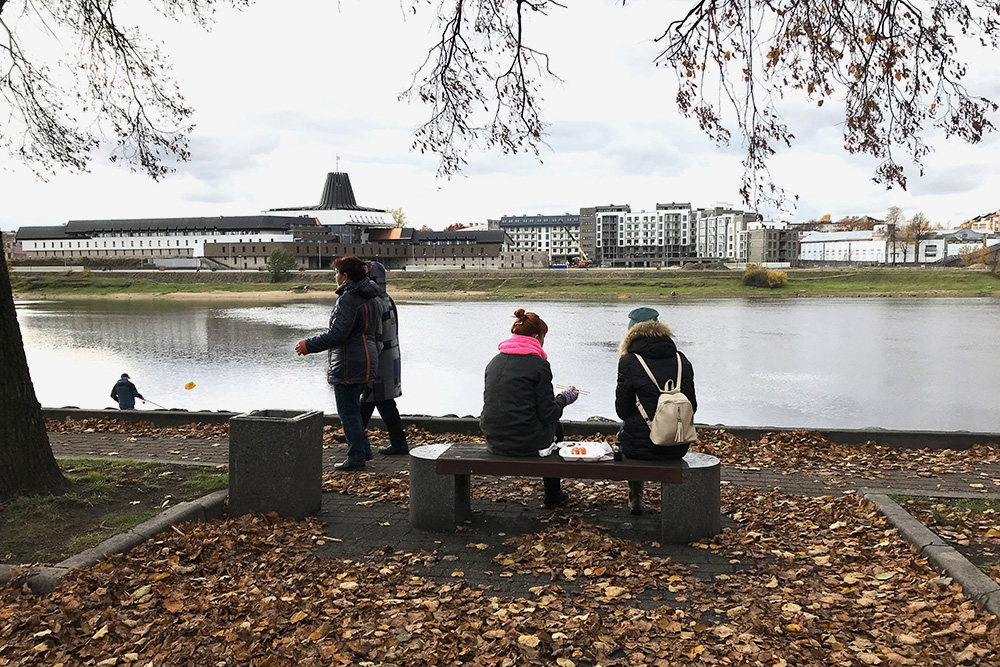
[627,307,659,330]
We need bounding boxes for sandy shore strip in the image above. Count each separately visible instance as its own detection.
[13,288,496,302]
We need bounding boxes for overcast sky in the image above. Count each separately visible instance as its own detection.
[3,0,1000,233]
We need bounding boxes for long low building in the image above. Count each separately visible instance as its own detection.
[800,226,1000,264]
[15,218,547,271]
[16,216,307,262]
[204,228,546,271]
[13,172,549,270]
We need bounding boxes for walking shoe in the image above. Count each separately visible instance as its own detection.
[334,460,366,471]
[365,451,374,461]
[542,491,569,509]
[379,445,409,456]
[628,481,643,516]
[331,432,348,443]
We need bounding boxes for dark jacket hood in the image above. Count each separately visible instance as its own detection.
[368,262,387,290]
[618,320,677,359]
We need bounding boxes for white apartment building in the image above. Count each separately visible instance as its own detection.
[595,203,695,266]
[695,207,757,260]
[498,214,582,263]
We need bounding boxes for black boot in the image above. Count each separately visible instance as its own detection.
[542,477,568,509]
[628,481,643,515]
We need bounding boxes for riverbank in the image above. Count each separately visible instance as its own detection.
[10,266,1000,300]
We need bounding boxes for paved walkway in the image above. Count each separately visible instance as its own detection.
[48,431,1000,601]
[50,431,1000,498]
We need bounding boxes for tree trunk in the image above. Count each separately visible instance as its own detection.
[0,260,66,499]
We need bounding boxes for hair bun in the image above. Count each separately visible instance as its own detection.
[513,308,526,320]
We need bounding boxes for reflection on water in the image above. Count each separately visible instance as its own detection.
[14,297,1000,431]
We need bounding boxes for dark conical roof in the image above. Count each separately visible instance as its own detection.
[268,172,384,212]
[318,172,358,209]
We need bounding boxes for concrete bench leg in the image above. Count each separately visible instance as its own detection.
[409,444,471,532]
[659,452,721,543]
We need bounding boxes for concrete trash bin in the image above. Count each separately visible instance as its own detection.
[229,409,324,519]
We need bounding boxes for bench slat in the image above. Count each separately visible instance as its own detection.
[434,443,683,483]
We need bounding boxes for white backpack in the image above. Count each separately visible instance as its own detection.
[633,353,697,446]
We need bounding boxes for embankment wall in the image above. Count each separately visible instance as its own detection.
[41,408,999,451]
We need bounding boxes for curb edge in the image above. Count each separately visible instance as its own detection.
[866,492,1000,619]
[7,489,229,595]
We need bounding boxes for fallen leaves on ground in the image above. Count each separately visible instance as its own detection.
[3,488,999,666]
[696,429,1000,481]
[46,417,229,441]
[46,419,357,447]
[50,419,1000,483]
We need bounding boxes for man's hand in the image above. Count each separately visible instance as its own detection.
[295,340,309,355]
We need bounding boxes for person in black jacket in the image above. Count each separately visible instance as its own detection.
[110,373,144,410]
[480,308,579,508]
[615,307,697,514]
[296,256,381,471]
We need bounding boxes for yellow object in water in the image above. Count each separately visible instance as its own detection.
[184,382,196,390]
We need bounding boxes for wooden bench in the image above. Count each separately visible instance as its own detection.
[408,443,721,543]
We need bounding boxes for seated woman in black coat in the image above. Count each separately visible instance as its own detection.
[615,308,697,514]
[480,308,579,508]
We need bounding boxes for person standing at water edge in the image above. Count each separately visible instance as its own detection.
[110,373,144,410]
[295,256,381,471]
[480,308,579,508]
[361,262,409,455]
[616,307,697,515]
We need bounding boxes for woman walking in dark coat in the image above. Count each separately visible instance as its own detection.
[295,256,381,471]
[480,308,578,508]
[616,308,697,514]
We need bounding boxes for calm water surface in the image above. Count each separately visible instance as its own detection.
[14,297,1000,431]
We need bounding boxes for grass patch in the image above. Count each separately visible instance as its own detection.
[182,471,230,493]
[9,272,342,296]
[0,459,227,566]
[390,268,1000,298]
[11,267,999,299]
[63,511,158,555]
[951,497,1000,514]
[893,494,1000,581]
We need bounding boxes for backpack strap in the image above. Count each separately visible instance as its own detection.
[633,354,664,391]
[634,353,683,393]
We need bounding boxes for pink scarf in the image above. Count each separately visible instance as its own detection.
[498,334,548,360]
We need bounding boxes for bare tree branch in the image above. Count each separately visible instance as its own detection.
[405,1,999,210]
[652,0,998,209]
[401,0,564,177]
[0,0,250,180]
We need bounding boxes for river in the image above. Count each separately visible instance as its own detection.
[13,297,1000,431]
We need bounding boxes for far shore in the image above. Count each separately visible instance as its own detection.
[10,266,999,301]
[13,286,999,303]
